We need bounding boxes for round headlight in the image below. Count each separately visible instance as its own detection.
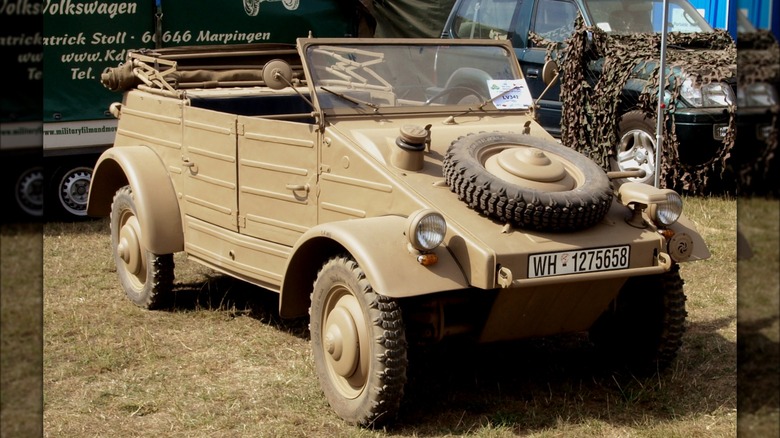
[406,209,446,251]
[651,191,683,226]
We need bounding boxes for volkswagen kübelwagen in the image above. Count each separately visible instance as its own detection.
[88,38,710,427]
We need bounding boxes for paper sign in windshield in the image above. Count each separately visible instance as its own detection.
[488,80,533,109]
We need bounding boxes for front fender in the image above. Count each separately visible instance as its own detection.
[87,146,183,255]
[668,214,711,262]
[279,215,469,318]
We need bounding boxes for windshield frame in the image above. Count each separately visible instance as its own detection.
[296,38,531,118]
[582,0,715,34]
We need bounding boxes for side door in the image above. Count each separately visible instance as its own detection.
[237,116,318,247]
[180,106,239,231]
[514,0,579,136]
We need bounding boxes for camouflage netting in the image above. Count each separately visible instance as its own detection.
[532,16,745,195]
[736,29,780,196]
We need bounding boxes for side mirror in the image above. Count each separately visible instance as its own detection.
[262,59,293,90]
[541,60,559,85]
[534,60,561,108]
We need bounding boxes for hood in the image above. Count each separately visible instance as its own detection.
[600,30,737,83]
[737,30,780,85]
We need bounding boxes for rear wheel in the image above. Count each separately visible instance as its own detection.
[310,256,407,427]
[14,166,44,218]
[110,185,173,309]
[51,165,92,219]
[589,265,687,373]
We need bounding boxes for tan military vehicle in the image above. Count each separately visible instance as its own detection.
[88,38,710,427]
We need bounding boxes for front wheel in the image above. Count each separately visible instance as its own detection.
[110,185,174,309]
[612,111,657,186]
[310,256,407,427]
[589,265,687,373]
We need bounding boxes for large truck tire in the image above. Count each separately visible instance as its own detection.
[45,155,101,221]
[13,166,45,220]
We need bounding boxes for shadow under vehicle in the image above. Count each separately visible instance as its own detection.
[88,37,710,427]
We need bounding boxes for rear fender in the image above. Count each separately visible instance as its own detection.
[87,146,183,255]
[279,215,469,318]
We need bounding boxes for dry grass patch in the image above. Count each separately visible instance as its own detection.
[736,196,780,437]
[1,222,43,438]
[42,196,743,437]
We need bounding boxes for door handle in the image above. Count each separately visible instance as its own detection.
[526,68,540,78]
[286,184,310,194]
[182,159,198,174]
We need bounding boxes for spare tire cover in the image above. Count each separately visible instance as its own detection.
[443,132,614,232]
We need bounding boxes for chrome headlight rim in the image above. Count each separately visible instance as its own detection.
[679,77,734,108]
[649,190,683,227]
[406,209,447,252]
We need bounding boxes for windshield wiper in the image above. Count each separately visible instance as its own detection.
[443,86,525,124]
[321,86,379,111]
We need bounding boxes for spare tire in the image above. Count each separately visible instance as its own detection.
[443,132,613,232]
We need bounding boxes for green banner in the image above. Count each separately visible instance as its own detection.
[1,0,44,124]
[160,1,357,46]
[43,1,155,122]
[42,0,357,123]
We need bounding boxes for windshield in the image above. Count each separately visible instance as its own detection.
[304,42,526,111]
[584,0,714,34]
[736,9,757,33]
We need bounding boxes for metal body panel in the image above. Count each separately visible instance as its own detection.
[238,116,318,246]
[181,106,239,231]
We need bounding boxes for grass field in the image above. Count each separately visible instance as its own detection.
[2,195,776,436]
[0,222,43,438]
[736,196,780,437]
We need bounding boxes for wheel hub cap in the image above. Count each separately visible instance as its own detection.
[618,129,655,185]
[324,306,359,378]
[485,146,575,191]
[633,148,648,163]
[118,217,142,275]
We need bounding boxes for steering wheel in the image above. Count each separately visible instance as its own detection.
[424,86,485,105]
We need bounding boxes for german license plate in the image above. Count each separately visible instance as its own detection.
[528,245,630,278]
